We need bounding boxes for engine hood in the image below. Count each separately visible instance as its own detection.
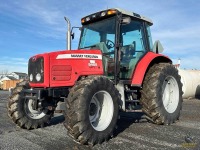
[29,49,104,88]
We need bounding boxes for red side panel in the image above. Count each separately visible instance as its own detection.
[29,50,103,88]
[131,52,171,86]
[49,50,104,87]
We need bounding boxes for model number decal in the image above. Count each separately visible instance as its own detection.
[88,60,97,67]
[56,54,102,59]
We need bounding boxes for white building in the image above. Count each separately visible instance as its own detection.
[8,72,27,80]
[0,72,27,89]
[0,76,17,89]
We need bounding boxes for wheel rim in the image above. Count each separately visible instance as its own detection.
[162,76,179,113]
[89,90,114,131]
[24,99,46,119]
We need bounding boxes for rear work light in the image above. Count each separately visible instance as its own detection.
[86,17,90,21]
[100,11,106,17]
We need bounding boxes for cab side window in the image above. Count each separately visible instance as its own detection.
[121,21,145,59]
[120,19,147,79]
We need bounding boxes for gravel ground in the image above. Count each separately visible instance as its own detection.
[0,91,200,150]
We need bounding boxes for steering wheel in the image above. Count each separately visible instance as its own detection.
[106,40,115,49]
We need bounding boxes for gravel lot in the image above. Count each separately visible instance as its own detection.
[0,91,200,150]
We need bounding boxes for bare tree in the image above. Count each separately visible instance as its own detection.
[0,70,9,79]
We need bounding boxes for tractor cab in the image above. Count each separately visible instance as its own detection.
[79,8,153,80]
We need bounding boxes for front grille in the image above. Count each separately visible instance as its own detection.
[28,56,44,83]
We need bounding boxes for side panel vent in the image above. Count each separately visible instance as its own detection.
[52,65,72,81]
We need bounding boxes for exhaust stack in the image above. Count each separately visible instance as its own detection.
[64,17,71,50]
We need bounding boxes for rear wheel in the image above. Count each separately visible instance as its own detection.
[64,76,121,145]
[7,81,53,129]
[141,63,183,125]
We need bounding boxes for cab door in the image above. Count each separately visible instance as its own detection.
[120,19,149,79]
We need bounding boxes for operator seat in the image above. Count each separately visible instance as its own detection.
[121,44,135,66]
[90,42,111,74]
[127,51,144,78]
[90,42,109,53]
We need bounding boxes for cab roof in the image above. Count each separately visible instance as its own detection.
[115,8,153,25]
[82,8,153,25]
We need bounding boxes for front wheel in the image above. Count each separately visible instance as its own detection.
[64,76,121,145]
[141,63,183,125]
[7,81,53,129]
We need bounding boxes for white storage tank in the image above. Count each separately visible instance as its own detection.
[178,69,200,99]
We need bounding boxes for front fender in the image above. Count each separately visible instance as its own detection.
[131,52,172,86]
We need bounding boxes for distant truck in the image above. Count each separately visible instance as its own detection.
[7,8,183,145]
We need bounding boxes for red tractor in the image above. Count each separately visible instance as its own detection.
[8,8,182,145]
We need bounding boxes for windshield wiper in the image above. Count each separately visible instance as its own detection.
[103,51,114,55]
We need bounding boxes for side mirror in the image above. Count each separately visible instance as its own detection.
[71,27,82,40]
[121,17,131,25]
[153,40,164,53]
[71,32,75,40]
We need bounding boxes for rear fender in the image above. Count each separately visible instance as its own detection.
[131,52,172,86]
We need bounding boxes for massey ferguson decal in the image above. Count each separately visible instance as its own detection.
[56,54,102,59]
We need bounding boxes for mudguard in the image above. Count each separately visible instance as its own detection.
[131,52,172,86]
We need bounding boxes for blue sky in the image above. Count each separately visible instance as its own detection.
[0,0,200,73]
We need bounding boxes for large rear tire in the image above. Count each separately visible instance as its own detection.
[64,76,121,145]
[141,63,183,125]
[7,81,53,129]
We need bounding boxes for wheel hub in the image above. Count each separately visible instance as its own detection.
[24,99,46,119]
[89,90,114,131]
[162,76,179,113]
[89,103,98,116]
[31,99,38,110]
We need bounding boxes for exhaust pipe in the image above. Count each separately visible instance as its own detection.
[64,17,71,50]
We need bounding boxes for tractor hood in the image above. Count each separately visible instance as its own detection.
[28,49,104,88]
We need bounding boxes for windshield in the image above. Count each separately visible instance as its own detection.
[79,17,116,53]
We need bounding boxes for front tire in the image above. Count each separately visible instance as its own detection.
[141,63,183,125]
[7,81,53,129]
[64,76,121,145]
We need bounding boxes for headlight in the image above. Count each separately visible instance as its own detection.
[36,73,41,81]
[30,74,33,81]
